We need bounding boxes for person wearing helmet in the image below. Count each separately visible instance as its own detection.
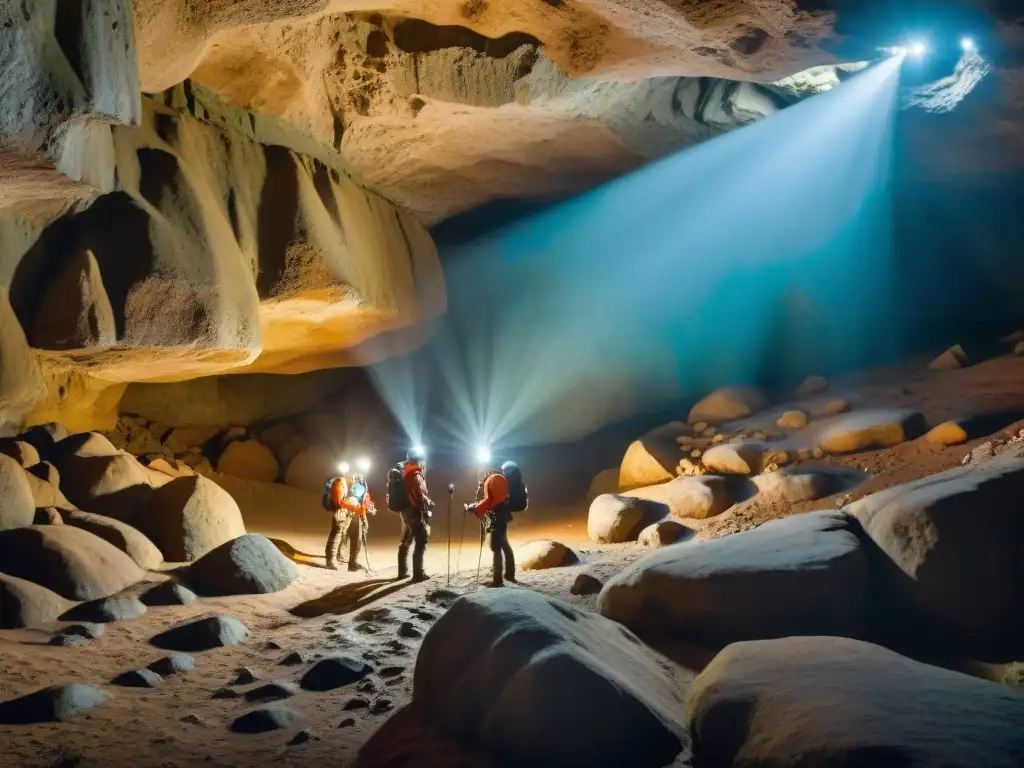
[324,469,376,571]
[391,447,433,582]
[465,460,527,587]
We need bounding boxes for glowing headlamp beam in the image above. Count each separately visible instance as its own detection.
[475,445,492,465]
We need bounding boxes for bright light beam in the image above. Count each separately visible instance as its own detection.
[961,37,975,53]
[421,56,904,448]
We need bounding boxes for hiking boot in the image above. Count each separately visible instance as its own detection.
[411,572,430,583]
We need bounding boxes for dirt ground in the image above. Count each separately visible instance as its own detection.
[3,353,1024,768]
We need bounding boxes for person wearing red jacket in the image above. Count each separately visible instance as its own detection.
[325,472,376,571]
[465,468,515,587]
[397,448,433,582]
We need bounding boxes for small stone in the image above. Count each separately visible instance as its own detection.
[702,427,717,437]
[821,400,850,417]
[149,654,196,677]
[370,697,394,715]
[300,655,372,692]
[711,434,725,444]
[264,640,282,650]
[245,681,299,703]
[338,717,356,728]
[692,422,709,433]
[357,678,377,694]
[928,344,970,371]
[795,375,829,396]
[570,573,603,596]
[141,581,197,607]
[1015,341,1024,357]
[777,410,808,430]
[233,667,259,685]
[151,614,248,652]
[58,623,105,640]
[180,713,204,725]
[343,697,370,710]
[690,449,702,459]
[211,687,240,700]
[113,668,165,688]
[62,595,147,623]
[230,706,303,734]
[925,421,969,446]
[398,622,422,640]
[279,650,310,666]
[812,447,825,459]
[290,729,319,745]
[49,634,91,647]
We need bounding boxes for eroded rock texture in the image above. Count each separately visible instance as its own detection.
[3,0,1023,432]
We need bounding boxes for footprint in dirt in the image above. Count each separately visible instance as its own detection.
[424,589,458,608]
[354,607,394,623]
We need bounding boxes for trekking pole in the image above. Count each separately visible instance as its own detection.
[456,501,467,574]
[474,518,485,592]
[446,484,454,585]
[361,525,373,573]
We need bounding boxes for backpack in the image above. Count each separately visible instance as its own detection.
[322,478,338,511]
[502,462,528,514]
[386,463,411,512]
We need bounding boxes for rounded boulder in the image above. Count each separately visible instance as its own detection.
[0,573,70,629]
[587,494,668,544]
[515,540,578,571]
[146,476,246,562]
[0,439,40,467]
[688,385,767,425]
[59,510,163,570]
[53,452,154,523]
[638,520,694,549]
[0,454,36,531]
[217,440,279,483]
[187,533,297,595]
[284,446,334,492]
[0,525,143,601]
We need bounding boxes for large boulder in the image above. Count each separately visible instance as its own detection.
[0,684,107,724]
[0,454,36,531]
[217,440,279,483]
[23,469,75,511]
[0,439,40,467]
[145,476,246,562]
[0,525,143,601]
[587,494,667,543]
[688,636,1024,768]
[752,469,837,503]
[627,475,732,520]
[187,534,297,595]
[27,461,60,487]
[53,452,154,522]
[414,589,686,768]
[847,457,1024,658]
[57,510,162,570]
[701,442,767,475]
[688,385,767,425]
[17,423,69,459]
[277,434,310,473]
[51,432,120,460]
[585,468,619,504]
[0,573,70,629]
[163,426,219,455]
[515,540,578,571]
[598,511,868,643]
[618,422,686,490]
[817,409,925,454]
[284,446,334,492]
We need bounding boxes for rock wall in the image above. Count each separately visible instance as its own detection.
[1,3,445,435]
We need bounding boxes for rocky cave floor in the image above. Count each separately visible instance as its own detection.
[3,343,1024,767]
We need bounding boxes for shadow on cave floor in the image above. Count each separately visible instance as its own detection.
[289,577,410,619]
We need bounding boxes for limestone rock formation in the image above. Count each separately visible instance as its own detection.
[23,468,75,510]
[54,452,154,522]
[187,533,297,595]
[0,454,37,531]
[0,439,40,467]
[0,573,70,629]
[701,442,767,475]
[58,510,163,570]
[414,589,687,767]
[598,511,868,643]
[688,636,1024,767]
[586,468,620,503]
[752,469,837,503]
[587,494,667,543]
[847,457,1024,658]
[0,525,143,601]
[515,540,578,571]
[217,440,279,483]
[618,422,686,489]
[147,476,246,562]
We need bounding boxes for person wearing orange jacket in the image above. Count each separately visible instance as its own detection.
[325,471,376,571]
[396,447,433,582]
[465,467,515,587]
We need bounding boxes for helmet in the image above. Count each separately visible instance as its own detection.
[500,461,519,475]
[406,446,426,463]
